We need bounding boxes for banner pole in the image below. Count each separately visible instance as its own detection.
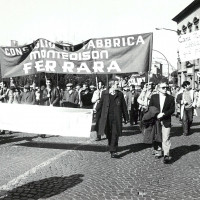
[95,73,98,90]
[106,74,109,89]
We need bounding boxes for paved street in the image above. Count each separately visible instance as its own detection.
[0,114,200,200]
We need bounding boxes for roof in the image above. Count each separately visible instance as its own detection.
[172,0,200,23]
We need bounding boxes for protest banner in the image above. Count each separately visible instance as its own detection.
[0,103,93,137]
[178,29,200,62]
[0,33,153,78]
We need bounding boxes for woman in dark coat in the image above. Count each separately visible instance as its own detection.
[96,79,129,158]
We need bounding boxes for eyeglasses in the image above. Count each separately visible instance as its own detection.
[161,87,168,90]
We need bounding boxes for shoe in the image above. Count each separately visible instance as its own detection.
[111,152,118,158]
[183,133,188,136]
[154,150,163,158]
[163,155,170,164]
[0,130,5,135]
[40,134,46,138]
[95,136,101,141]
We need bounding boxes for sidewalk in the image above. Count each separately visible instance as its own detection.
[0,115,200,200]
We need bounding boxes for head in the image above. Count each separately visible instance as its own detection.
[90,85,95,91]
[109,79,119,90]
[75,84,81,91]
[0,81,7,89]
[46,78,52,88]
[24,84,30,92]
[146,82,154,91]
[129,85,135,92]
[14,87,20,94]
[82,83,88,91]
[182,81,191,91]
[98,81,103,89]
[66,83,73,91]
[158,81,168,95]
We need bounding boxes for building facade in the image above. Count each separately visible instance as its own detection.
[172,0,200,89]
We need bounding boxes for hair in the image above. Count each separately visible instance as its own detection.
[130,84,135,89]
[46,78,52,83]
[108,78,118,88]
[158,80,168,88]
[182,81,190,88]
[1,81,7,87]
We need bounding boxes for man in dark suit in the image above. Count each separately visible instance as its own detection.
[40,78,60,107]
[149,81,175,164]
[96,79,129,158]
[21,84,36,105]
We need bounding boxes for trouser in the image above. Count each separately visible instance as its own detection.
[182,108,193,135]
[153,123,171,156]
[106,115,119,152]
[129,109,138,125]
[139,108,145,131]
[95,109,102,139]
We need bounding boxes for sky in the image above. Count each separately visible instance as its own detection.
[0,0,194,74]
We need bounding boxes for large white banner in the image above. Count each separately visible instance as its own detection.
[0,104,93,137]
[178,30,200,62]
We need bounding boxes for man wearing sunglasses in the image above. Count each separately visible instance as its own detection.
[149,81,175,164]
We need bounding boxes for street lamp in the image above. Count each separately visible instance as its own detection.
[155,27,178,33]
[155,27,179,85]
[153,49,170,84]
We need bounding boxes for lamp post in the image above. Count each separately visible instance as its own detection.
[155,27,179,85]
[153,49,170,84]
[155,27,178,33]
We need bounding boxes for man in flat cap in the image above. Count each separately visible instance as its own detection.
[21,83,36,105]
[61,83,79,108]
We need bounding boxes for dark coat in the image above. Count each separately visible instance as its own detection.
[21,91,36,105]
[96,89,129,136]
[142,106,162,144]
[40,87,60,107]
[149,93,175,128]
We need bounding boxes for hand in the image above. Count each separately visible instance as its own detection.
[124,120,129,124]
[157,113,164,119]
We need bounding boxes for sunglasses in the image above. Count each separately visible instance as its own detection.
[161,87,168,89]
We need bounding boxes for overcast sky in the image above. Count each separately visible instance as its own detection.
[0,0,194,72]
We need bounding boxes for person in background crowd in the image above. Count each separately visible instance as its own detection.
[40,78,60,107]
[149,81,175,164]
[75,84,81,93]
[35,87,41,105]
[21,84,36,105]
[13,87,21,104]
[7,85,16,104]
[126,85,139,125]
[118,77,127,89]
[61,83,79,108]
[75,84,81,107]
[80,83,93,109]
[92,81,105,141]
[174,86,181,120]
[137,82,155,131]
[96,79,129,158]
[176,81,198,136]
[0,81,9,103]
[122,86,129,99]
[89,85,96,93]
[39,84,48,106]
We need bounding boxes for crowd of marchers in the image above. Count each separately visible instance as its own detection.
[0,77,200,163]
